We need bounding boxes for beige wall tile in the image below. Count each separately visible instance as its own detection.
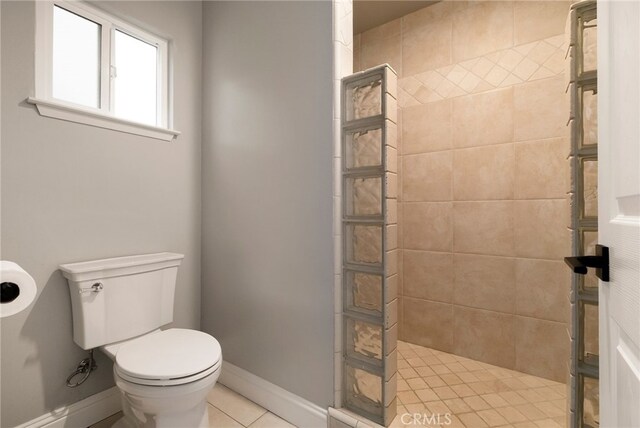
[396,201,402,245]
[387,249,399,277]
[514,76,567,142]
[359,1,571,373]
[387,172,398,199]
[362,18,401,43]
[397,153,403,202]
[387,224,398,250]
[361,34,403,78]
[453,306,516,368]
[403,297,454,352]
[387,146,398,174]
[447,0,476,14]
[515,316,569,382]
[353,33,361,72]
[515,259,570,323]
[402,3,453,76]
[397,248,404,290]
[404,202,453,252]
[398,296,405,341]
[453,144,515,200]
[389,198,399,225]
[403,250,454,303]
[402,99,452,154]
[360,19,402,75]
[403,151,453,202]
[452,88,514,148]
[388,118,399,150]
[452,1,514,62]
[514,199,570,260]
[453,254,516,314]
[514,1,572,45]
[515,138,569,199]
[403,1,453,34]
[453,201,514,256]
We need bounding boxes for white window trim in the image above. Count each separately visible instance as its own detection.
[32,0,179,142]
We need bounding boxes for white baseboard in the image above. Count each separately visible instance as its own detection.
[219,361,328,428]
[15,387,121,428]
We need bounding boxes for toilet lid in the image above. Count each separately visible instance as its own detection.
[116,329,221,381]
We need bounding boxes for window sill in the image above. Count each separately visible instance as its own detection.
[26,97,180,142]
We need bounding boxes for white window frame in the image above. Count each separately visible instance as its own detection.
[29,0,179,141]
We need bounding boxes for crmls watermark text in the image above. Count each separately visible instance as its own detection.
[400,412,453,426]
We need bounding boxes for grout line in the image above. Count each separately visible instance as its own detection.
[401,295,569,325]
[216,402,268,428]
[209,403,255,427]
[207,386,268,427]
[400,134,569,157]
[400,248,567,263]
[401,249,567,263]
[401,197,568,203]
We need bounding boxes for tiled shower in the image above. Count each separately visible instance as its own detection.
[355,0,571,382]
[341,1,600,426]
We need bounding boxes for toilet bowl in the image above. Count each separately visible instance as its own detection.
[59,253,223,428]
[103,329,222,428]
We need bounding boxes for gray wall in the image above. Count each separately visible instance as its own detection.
[201,1,335,408]
[0,1,202,426]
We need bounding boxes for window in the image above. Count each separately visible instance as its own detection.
[31,1,178,141]
[113,30,159,125]
[52,5,101,108]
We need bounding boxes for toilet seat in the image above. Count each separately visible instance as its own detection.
[116,358,222,386]
[114,328,222,387]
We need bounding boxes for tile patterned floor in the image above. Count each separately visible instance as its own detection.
[391,341,568,428]
[90,384,294,428]
[207,384,294,427]
[93,343,567,428]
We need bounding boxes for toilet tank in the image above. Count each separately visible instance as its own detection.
[59,253,184,350]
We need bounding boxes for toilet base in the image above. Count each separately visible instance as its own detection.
[111,401,209,428]
[112,365,219,428]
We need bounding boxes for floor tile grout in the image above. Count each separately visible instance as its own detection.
[392,340,569,428]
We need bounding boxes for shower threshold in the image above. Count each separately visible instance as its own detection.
[391,341,567,428]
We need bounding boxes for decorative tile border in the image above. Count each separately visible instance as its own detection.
[398,35,567,107]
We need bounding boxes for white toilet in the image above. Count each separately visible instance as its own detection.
[59,253,221,428]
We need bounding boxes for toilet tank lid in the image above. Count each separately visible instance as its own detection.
[59,252,184,282]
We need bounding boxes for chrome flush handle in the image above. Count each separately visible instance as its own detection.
[78,282,103,294]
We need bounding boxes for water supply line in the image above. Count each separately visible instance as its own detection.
[66,349,97,388]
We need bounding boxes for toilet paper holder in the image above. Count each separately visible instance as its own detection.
[1,261,37,317]
[1,282,21,303]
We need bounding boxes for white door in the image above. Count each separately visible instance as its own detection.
[599,1,640,427]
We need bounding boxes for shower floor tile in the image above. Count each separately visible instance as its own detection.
[391,341,567,428]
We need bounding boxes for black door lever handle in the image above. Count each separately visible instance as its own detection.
[564,244,609,282]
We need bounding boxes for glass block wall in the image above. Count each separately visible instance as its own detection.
[341,65,398,426]
[568,2,599,427]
